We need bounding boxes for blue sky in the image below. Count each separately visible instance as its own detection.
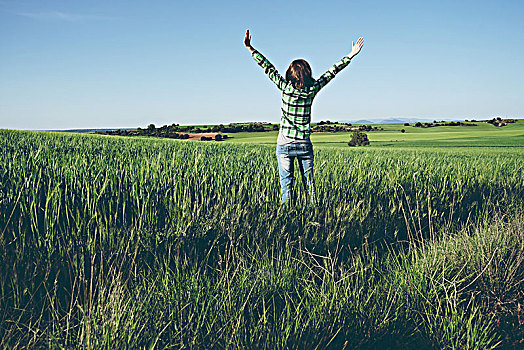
[1,0,523,129]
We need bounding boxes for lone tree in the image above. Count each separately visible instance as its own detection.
[401,129,406,133]
[348,131,369,147]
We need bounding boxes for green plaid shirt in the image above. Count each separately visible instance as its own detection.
[251,49,352,140]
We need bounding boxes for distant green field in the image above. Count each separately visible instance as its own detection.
[225,120,524,150]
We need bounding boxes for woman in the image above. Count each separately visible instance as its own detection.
[244,29,364,206]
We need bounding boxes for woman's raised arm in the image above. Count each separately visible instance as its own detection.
[244,29,287,91]
[313,37,364,92]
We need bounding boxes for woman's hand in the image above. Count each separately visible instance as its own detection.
[244,29,255,53]
[349,37,364,59]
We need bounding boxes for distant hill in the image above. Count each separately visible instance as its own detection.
[351,119,375,125]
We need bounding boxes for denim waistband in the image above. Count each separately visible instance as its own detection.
[276,142,313,155]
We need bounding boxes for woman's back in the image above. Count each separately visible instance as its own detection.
[251,48,353,140]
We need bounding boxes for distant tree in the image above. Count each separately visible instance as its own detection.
[348,131,369,147]
[415,122,422,127]
[147,123,156,130]
[404,122,410,126]
[215,134,223,141]
[401,129,406,133]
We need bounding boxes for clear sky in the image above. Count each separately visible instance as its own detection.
[1,0,523,130]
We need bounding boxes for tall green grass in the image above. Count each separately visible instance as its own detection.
[1,130,523,348]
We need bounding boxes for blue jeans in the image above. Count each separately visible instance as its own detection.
[276,143,315,206]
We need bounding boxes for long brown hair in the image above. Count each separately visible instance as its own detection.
[286,59,314,89]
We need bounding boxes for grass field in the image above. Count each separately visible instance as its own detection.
[226,121,524,149]
[0,121,523,348]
